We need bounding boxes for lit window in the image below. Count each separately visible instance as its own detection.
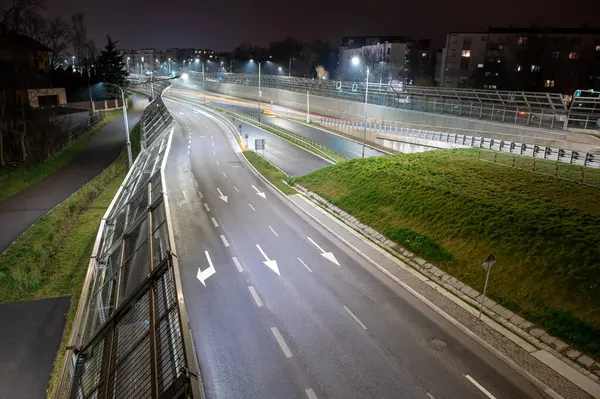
[544,80,555,88]
[553,51,560,59]
[461,50,471,57]
[517,65,522,72]
[422,52,427,57]
[517,36,527,45]
[498,44,504,50]
[596,45,600,51]
[569,52,578,60]
[477,63,484,68]
[531,65,540,72]
[497,58,501,63]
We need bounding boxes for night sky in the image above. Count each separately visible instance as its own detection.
[46,0,599,51]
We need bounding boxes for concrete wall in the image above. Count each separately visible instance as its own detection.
[204,81,600,153]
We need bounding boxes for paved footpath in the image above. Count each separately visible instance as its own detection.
[0,95,147,254]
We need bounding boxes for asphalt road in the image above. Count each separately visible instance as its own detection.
[0,96,146,254]
[165,94,330,176]
[169,84,387,159]
[164,97,545,399]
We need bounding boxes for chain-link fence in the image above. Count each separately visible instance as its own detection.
[54,83,201,399]
[198,72,600,131]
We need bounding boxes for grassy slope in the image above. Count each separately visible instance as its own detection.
[0,111,120,202]
[243,151,296,194]
[294,149,600,356]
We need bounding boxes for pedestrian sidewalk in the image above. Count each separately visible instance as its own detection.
[288,185,599,399]
[0,96,147,254]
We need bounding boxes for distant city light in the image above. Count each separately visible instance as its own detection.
[351,56,360,65]
[182,73,189,80]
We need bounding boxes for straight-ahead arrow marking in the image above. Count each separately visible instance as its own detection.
[196,251,216,286]
[217,188,228,203]
[252,185,267,199]
[256,244,280,275]
[307,237,340,266]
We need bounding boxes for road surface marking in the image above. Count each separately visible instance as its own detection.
[270,327,292,358]
[220,235,230,247]
[217,188,228,203]
[344,306,367,330]
[251,185,266,199]
[216,160,220,166]
[248,203,256,211]
[297,257,312,272]
[188,144,191,150]
[248,286,263,307]
[306,236,340,266]
[182,190,188,200]
[222,172,228,178]
[305,388,318,399]
[197,190,203,199]
[425,393,436,399]
[189,138,191,144]
[307,237,325,252]
[212,142,214,147]
[196,251,216,286]
[213,150,215,155]
[203,203,210,212]
[232,256,243,272]
[256,244,280,274]
[211,217,219,227]
[269,226,279,237]
[234,186,239,192]
[464,375,496,399]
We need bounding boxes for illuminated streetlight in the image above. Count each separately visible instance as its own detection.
[100,82,132,168]
[351,56,369,158]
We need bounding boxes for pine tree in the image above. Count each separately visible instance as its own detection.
[96,35,127,86]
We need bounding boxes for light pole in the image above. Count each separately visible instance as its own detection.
[252,60,267,111]
[126,57,130,74]
[168,58,171,74]
[195,58,199,72]
[103,82,132,168]
[352,56,369,158]
[141,56,144,75]
[288,57,293,77]
[201,61,206,103]
[72,55,75,71]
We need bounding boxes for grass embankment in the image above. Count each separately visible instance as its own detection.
[0,122,141,397]
[0,111,120,202]
[243,151,295,195]
[294,148,600,357]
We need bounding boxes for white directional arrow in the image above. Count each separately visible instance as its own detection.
[252,185,267,199]
[197,251,216,286]
[256,244,280,275]
[307,237,340,266]
[217,188,228,203]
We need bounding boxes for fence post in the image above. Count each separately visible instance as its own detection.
[554,164,559,177]
[512,156,515,168]
[494,152,498,163]
[579,170,584,184]
[532,159,536,172]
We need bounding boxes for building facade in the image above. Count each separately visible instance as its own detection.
[441,27,600,93]
[337,36,431,84]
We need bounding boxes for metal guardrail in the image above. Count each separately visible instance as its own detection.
[197,72,600,131]
[312,115,600,169]
[54,83,201,399]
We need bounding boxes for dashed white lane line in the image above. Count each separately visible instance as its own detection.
[211,217,219,227]
[197,190,203,199]
[220,234,230,247]
[216,160,220,166]
[222,172,228,178]
[248,286,263,307]
[426,393,436,399]
[305,388,318,399]
[343,306,367,330]
[268,226,278,237]
[232,256,243,272]
[188,144,191,150]
[234,186,239,192]
[213,150,216,155]
[297,257,312,272]
[270,327,293,358]
[203,203,210,212]
[212,142,215,147]
[248,203,256,211]
[464,375,496,399]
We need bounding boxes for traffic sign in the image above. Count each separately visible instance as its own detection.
[482,253,496,271]
[255,138,265,150]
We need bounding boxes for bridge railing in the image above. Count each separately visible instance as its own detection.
[54,83,201,399]
[196,72,599,131]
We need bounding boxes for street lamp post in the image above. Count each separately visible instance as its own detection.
[72,55,75,71]
[104,82,132,168]
[126,57,130,74]
[201,61,206,103]
[352,56,369,158]
[289,58,291,77]
[141,56,144,75]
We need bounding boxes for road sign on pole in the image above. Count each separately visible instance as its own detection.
[478,253,496,320]
[255,138,265,150]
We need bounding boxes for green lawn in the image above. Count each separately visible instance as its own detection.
[294,148,600,357]
[0,111,121,202]
[243,151,296,195]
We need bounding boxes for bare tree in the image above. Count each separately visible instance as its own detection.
[46,17,70,68]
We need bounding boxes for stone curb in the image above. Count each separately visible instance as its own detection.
[294,184,600,382]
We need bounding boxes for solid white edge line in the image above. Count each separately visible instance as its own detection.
[248,203,256,211]
[270,327,293,358]
[232,256,243,272]
[305,388,318,399]
[211,217,219,227]
[343,306,367,330]
[203,203,210,212]
[465,375,497,399]
[248,286,263,307]
[297,257,312,272]
[220,234,230,247]
[269,226,279,237]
